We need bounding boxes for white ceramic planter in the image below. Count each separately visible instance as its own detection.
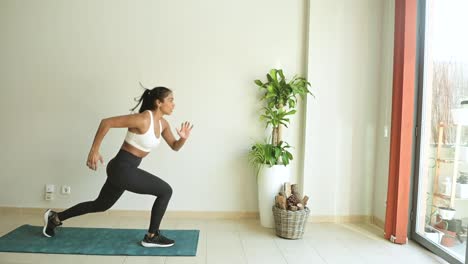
[257,165,290,228]
[438,207,456,220]
[425,231,442,244]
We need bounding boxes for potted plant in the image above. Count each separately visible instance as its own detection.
[456,173,468,198]
[438,206,456,220]
[424,192,444,244]
[424,226,442,244]
[249,69,312,228]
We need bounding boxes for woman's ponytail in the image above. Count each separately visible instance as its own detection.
[130,85,172,113]
[130,89,150,112]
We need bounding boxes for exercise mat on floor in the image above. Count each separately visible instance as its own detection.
[0,224,199,256]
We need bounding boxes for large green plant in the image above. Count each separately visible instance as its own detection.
[249,141,293,174]
[255,69,312,146]
[249,69,312,170]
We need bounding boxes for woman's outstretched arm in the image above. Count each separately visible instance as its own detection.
[161,119,193,151]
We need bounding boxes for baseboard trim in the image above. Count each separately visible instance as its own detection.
[0,207,259,220]
[0,207,374,223]
[106,210,261,219]
[308,215,372,223]
[371,216,385,229]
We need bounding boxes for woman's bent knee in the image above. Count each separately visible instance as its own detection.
[163,184,173,199]
[157,184,172,200]
[167,185,173,198]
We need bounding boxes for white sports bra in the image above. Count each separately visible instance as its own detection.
[124,110,162,152]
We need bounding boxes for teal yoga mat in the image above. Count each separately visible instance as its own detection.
[0,225,199,256]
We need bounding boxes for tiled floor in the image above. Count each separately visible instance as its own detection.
[0,211,449,264]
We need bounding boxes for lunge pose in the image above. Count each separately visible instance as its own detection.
[43,86,193,248]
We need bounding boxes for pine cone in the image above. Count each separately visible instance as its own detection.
[287,194,301,207]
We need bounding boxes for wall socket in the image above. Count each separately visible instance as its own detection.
[44,184,55,200]
[45,193,54,201]
[45,184,55,193]
[62,185,71,195]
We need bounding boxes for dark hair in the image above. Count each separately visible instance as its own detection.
[130,86,172,113]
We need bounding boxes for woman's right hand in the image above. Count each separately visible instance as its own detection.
[87,149,104,171]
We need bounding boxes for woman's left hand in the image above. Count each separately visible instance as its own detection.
[176,121,193,139]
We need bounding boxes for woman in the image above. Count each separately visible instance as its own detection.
[42,86,192,248]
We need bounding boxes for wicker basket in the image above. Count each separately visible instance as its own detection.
[272,206,310,239]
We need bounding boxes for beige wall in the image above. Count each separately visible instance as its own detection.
[0,0,393,219]
[372,0,395,222]
[0,0,307,211]
[304,0,392,218]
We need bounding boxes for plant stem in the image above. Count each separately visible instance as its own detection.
[272,127,279,146]
[278,125,282,145]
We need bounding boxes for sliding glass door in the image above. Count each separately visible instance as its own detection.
[413,0,468,263]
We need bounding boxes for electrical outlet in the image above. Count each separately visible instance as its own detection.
[45,193,54,200]
[45,184,55,193]
[62,185,71,195]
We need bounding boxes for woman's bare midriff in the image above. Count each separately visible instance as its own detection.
[121,141,150,158]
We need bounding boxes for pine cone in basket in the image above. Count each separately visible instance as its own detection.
[287,194,302,208]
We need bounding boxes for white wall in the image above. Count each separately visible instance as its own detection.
[304,0,389,217]
[372,0,395,222]
[0,0,308,211]
[0,0,395,219]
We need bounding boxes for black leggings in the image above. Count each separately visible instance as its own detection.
[57,149,173,233]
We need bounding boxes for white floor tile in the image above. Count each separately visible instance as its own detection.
[206,231,246,264]
[274,237,327,264]
[123,256,165,264]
